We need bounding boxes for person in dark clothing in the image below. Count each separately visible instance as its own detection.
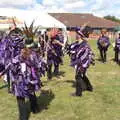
[97,29,110,63]
[69,26,94,96]
[114,33,120,64]
[47,30,64,80]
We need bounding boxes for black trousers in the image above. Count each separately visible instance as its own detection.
[75,71,93,96]
[29,93,39,113]
[47,63,59,80]
[114,47,120,63]
[17,93,38,120]
[115,50,118,62]
[7,70,11,92]
[17,97,27,120]
[99,49,107,62]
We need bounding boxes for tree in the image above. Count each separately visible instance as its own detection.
[104,15,120,23]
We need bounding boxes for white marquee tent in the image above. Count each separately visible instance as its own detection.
[0,8,66,29]
[0,8,67,44]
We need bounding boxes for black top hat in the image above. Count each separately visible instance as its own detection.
[76,26,92,38]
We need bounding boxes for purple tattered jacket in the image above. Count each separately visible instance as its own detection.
[47,35,63,65]
[69,41,94,73]
[1,51,47,98]
[0,33,24,67]
[0,33,47,98]
[0,40,5,72]
[97,35,110,50]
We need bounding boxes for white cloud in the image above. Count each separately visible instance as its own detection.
[89,0,120,17]
[42,0,56,6]
[64,1,85,9]
[0,0,36,8]
[46,6,66,13]
[0,0,120,18]
[39,0,86,12]
[64,0,82,4]
[34,0,85,12]
[91,0,112,11]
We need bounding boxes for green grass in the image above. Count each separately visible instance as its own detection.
[0,39,120,120]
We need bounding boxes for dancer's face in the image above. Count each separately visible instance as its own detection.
[101,32,106,36]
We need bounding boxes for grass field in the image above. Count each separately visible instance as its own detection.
[0,39,120,120]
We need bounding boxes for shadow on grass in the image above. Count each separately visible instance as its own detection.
[95,58,102,62]
[0,84,8,89]
[42,71,65,84]
[38,90,55,112]
[66,80,76,88]
[66,80,89,92]
[52,71,65,78]
[23,90,55,120]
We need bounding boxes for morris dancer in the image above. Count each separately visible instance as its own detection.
[114,33,120,64]
[1,27,24,93]
[47,28,64,80]
[57,28,64,64]
[69,26,95,96]
[97,29,110,63]
[0,31,6,74]
[0,25,47,120]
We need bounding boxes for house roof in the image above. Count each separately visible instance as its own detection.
[49,13,120,28]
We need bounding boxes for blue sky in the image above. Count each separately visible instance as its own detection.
[0,0,120,17]
[37,0,42,4]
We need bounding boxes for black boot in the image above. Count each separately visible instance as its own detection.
[47,65,52,80]
[7,71,11,93]
[104,50,107,62]
[17,97,28,120]
[83,73,93,92]
[75,72,83,96]
[29,93,39,114]
[100,50,104,62]
[115,50,118,62]
[54,64,59,75]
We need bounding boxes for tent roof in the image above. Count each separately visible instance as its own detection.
[21,12,66,29]
[0,8,66,29]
